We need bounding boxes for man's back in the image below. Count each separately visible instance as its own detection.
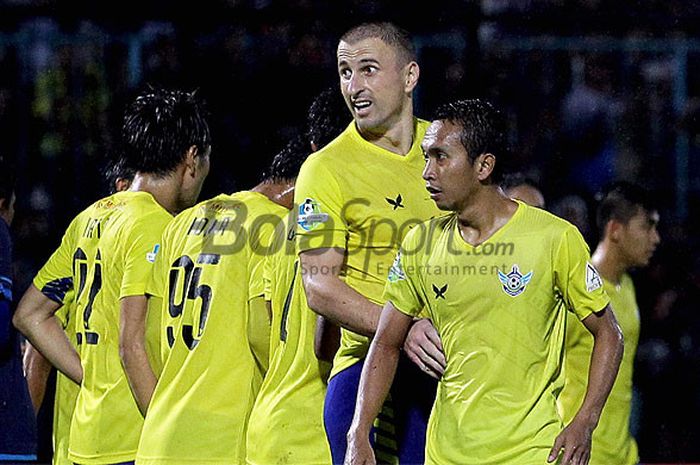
[35,190,172,464]
[247,214,333,465]
[137,191,281,465]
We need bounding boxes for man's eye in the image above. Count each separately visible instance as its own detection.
[363,66,377,74]
[340,68,351,79]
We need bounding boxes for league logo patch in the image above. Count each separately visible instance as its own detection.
[586,262,603,292]
[387,252,406,283]
[297,198,329,231]
[146,244,160,263]
[498,264,533,297]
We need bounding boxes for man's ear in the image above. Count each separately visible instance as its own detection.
[475,153,496,182]
[607,220,624,242]
[404,61,420,93]
[184,145,199,176]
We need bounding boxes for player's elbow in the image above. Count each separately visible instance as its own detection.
[12,300,34,336]
[302,273,334,316]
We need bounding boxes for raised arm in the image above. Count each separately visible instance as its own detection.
[548,304,623,464]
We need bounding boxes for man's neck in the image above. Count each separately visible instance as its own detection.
[456,188,518,246]
[358,107,415,155]
[251,180,295,210]
[591,241,627,285]
[129,172,181,216]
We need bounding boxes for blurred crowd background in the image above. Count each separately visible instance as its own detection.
[1,0,699,461]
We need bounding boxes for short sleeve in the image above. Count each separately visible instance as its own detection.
[146,225,171,300]
[382,231,425,318]
[554,226,610,320]
[33,218,79,304]
[294,156,348,253]
[120,214,171,299]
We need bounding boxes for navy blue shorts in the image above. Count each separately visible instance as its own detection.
[323,355,437,464]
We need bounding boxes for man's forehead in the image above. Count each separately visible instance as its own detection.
[422,120,460,149]
[337,37,393,62]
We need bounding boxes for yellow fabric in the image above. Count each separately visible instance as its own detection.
[383,203,610,465]
[137,191,280,465]
[35,191,172,464]
[559,274,639,465]
[246,215,332,465]
[294,120,441,378]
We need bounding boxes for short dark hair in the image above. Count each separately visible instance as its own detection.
[340,22,416,66]
[500,172,540,192]
[261,134,310,183]
[596,181,657,237]
[103,157,136,193]
[121,86,211,176]
[0,155,15,203]
[432,99,509,183]
[306,87,349,150]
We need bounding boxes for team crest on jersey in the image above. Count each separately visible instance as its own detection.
[586,262,603,292]
[297,198,329,231]
[498,264,533,297]
[387,252,406,282]
[146,244,160,263]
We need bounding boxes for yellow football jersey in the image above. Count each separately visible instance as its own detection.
[137,191,280,465]
[34,191,172,464]
[246,215,332,465]
[384,202,610,465]
[559,274,639,465]
[294,119,441,378]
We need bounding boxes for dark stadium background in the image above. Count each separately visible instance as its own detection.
[1,0,700,462]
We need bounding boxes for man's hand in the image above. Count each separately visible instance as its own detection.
[547,417,594,465]
[403,318,445,379]
[344,431,375,465]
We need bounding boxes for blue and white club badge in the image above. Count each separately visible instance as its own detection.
[146,244,160,263]
[297,198,329,232]
[498,264,533,297]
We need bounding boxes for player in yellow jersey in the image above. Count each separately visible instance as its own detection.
[23,159,135,465]
[346,99,624,465]
[246,87,348,465]
[13,87,211,465]
[135,131,319,464]
[295,22,444,464]
[559,182,659,465]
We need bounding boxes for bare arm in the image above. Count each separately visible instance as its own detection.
[548,304,624,464]
[345,302,414,465]
[300,248,381,337]
[120,295,156,416]
[13,285,82,384]
[23,342,54,414]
